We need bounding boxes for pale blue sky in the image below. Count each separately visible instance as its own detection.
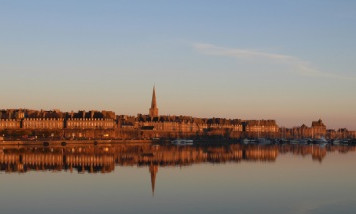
[1,0,356,129]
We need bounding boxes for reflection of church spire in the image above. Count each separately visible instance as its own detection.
[149,164,158,196]
[149,85,159,118]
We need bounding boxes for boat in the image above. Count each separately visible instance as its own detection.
[314,137,328,144]
[332,139,341,145]
[290,139,300,145]
[242,138,251,145]
[319,142,328,147]
[299,139,308,145]
[280,139,289,144]
[257,138,271,145]
[341,139,349,145]
[171,139,194,146]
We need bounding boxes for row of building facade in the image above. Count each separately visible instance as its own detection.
[1,87,355,139]
[1,110,349,139]
[0,118,116,130]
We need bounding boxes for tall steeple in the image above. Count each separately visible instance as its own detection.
[149,85,159,117]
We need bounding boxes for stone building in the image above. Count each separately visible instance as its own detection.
[311,119,326,138]
[64,110,117,130]
[285,119,329,139]
[289,124,312,139]
[0,119,21,129]
[66,118,116,129]
[244,120,278,133]
[0,109,25,119]
[243,120,279,138]
[22,118,64,129]
[350,131,356,138]
[141,121,203,133]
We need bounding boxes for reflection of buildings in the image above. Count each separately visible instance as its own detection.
[149,164,158,195]
[0,144,354,172]
[1,144,355,193]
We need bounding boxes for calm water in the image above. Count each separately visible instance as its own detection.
[1,144,356,214]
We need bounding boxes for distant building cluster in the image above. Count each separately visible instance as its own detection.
[281,119,356,139]
[0,109,116,130]
[0,86,355,140]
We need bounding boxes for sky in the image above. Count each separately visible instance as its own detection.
[0,0,356,129]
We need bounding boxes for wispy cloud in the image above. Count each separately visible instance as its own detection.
[193,43,355,80]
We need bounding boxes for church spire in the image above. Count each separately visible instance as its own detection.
[149,85,159,117]
[151,85,157,108]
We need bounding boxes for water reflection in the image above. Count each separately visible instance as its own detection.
[1,144,355,174]
[1,144,356,214]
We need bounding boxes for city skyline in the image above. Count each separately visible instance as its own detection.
[2,2,356,214]
[1,85,354,130]
[1,1,356,129]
